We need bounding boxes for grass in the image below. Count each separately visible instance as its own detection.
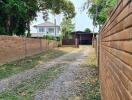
[79,49,101,100]
[57,47,80,53]
[0,65,64,100]
[0,49,65,80]
[80,76,100,100]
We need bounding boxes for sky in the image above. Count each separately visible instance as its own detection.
[30,0,99,33]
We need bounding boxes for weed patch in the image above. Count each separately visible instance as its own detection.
[78,50,101,100]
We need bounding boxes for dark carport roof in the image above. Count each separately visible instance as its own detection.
[71,31,94,35]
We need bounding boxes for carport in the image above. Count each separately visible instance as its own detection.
[71,31,94,45]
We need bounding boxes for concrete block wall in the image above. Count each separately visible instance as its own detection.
[0,36,58,64]
[99,0,132,100]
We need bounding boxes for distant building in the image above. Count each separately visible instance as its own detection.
[62,31,97,47]
[71,31,94,45]
[31,22,60,37]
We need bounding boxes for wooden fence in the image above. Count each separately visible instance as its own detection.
[0,35,58,64]
[62,39,79,47]
[99,0,132,100]
[62,39,75,46]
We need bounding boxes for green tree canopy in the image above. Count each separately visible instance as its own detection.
[84,28,91,32]
[0,0,75,36]
[0,0,38,35]
[84,0,117,28]
[61,17,74,39]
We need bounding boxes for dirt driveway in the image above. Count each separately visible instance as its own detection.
[0,46,100,100]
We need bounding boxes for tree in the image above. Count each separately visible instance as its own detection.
[84,0,117,28]
[0,0,38,36]
[0,0,75,36]
[42,10,49,22]
[61,0,76,18]
[38,0,75,23]
[61,17,74,38]
[84,28,91,32]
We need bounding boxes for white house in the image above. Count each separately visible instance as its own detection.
[31,22,60,37]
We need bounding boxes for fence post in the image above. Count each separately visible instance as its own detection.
[40,38,42,52]
[75,38,79,48]
[24,37,27,58]
[99,30,103,100]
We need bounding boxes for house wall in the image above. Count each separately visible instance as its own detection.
[0,35,58,64]
[99,0,132,100]
[32,27,60,37]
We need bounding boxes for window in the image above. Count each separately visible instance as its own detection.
[48,28,54,33]
[39,27,44,32]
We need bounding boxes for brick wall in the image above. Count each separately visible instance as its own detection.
[99,0,132,100]
[0,36,58,64]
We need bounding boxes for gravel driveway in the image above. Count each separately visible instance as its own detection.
[34,46,91,100]
[0,46,92,100]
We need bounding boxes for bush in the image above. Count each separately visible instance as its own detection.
[43,35,61,41]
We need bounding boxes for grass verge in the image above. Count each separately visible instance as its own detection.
[0,49,65,80]
[0,64,64,100]
[79,50,101,100]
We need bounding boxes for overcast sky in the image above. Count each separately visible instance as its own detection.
[30,0,99,33]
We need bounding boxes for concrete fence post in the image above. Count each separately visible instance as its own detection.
[40,38,42,52]
[75,38,79,48]
[24,37,27,58]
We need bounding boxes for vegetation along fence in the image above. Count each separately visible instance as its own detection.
[0,35,58,64]
[99,0,132,100]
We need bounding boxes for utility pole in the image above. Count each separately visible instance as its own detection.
[54,14,57,40]
[92,4,98,47]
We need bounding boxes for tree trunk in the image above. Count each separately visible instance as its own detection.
[27,20,31,37]
[99,24,102,32]
[6,16,11,34]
